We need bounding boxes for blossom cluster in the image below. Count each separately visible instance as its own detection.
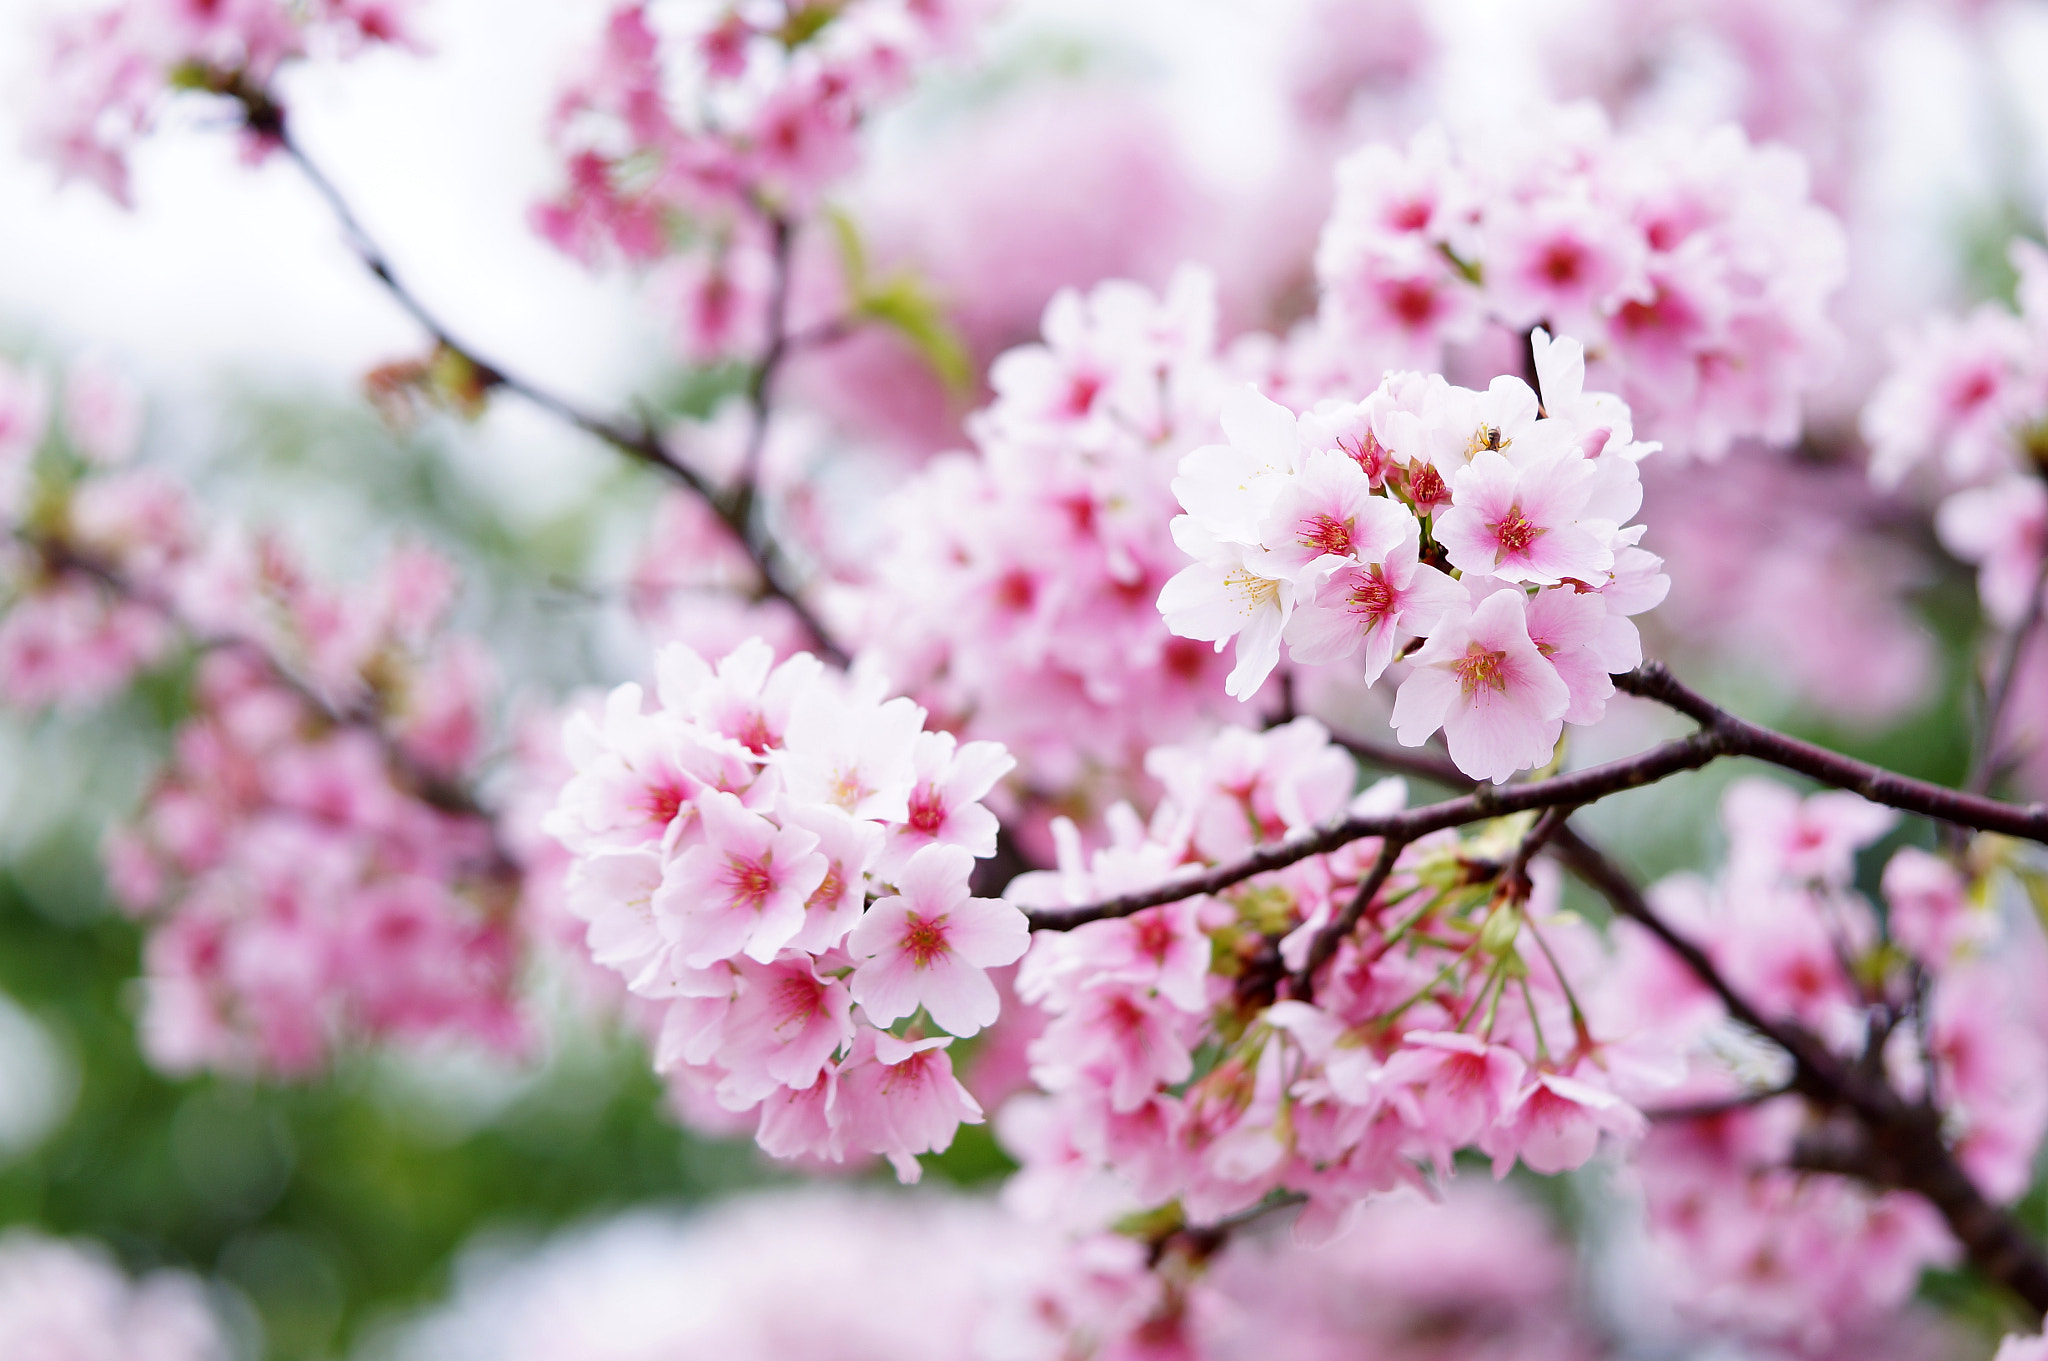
[0,356,173,710]
[1003,719,1660,1241]
[546,636,1029,1181]
[1305,105,1843,460]
[857,268,1249,791]
[0,355,521,1076]
[33,0,417,206]
[0,1232,228,1361]
[536,0,971,362]
[389,1179,1605,1361]
[1162,330,1666,783]
[1864,229,2048,633]
[1617,778,2048,1349]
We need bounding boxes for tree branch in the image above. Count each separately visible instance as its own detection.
[267,112,849,666]
[1290,834,1407,999]
[1552,822,2048,1318]
[1023,729,1729,931]
[1614,662,2048,840]
[24,530,518,879]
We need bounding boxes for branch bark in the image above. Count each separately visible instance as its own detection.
[1614,662,2048,839]
[1553,824,2048,1318]
[1023,728,1728,931]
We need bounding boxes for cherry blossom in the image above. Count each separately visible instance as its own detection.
[1391,589,1571,784]
[657,790,828,967]
[1309,105,1843,460]
[0,1233,228,1361]
[550,637,1026,1179]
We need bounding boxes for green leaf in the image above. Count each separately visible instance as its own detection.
[857,276,974,393]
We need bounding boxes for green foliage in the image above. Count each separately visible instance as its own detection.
[0,867,786,1360]
[829,210,974,393]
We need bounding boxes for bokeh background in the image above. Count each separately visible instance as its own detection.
[4,0,2048,1356]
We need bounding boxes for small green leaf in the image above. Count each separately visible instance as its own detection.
[857,277,973,393]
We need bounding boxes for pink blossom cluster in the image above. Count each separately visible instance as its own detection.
[0,358,522,1075]
[32,0,418,205]
[1864,231,2048,634]
[1616,778,2048,1348]
[1162,330,1667,783]
[1003,718,1659,1242]
[546,636,1029,1181]
[0,1232,228,1361]
[536,0,972,362]
[856,268,1248,790]
[0,356,177,709]
[391,1179,1599,1361]
[102,544,520,1076]
[390,1190,1013,1361]
[1306,105,1844,460]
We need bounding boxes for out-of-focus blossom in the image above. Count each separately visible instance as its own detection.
[1614,779,2048,1350]
[31,0,419,205]
[1305,104,1843,461]
[0,1233,228,1361]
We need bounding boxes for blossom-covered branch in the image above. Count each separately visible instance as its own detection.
[1029,661,2048,934]
[1551,825,2048,1317]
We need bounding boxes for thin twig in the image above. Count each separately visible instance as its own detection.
[1502,805,1571,899]
[1551,822,2048,1318]
[1291,835,1407,999]
[1968,546,2048,795]
[268,114,849,665]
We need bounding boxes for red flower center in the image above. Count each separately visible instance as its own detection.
[1492,506,1544,556]
[901,913,951,969]
[1299,512,1355,558]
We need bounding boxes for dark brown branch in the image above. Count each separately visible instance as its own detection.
[26,532,518,878]
[266,112,849,666]
[1645,1086,1796,1122]
[1968,545,2048,795]
[1024,730,1728,931]
[1291,835,1407,999]
[1552,822,2048,1318]
[1614,662,2048,841]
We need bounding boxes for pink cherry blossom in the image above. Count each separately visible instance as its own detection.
[837,1032,985,1182]
[1283,537,1463,680]
[847,843,1028,1036]
[1480,1069,1647,1176]
[1435,450,1615,586]
[657,789,828,967]
[877,730,1015,876]
[715,956,856,1105]
[1391,589,1571,783]
[1720,777,1894,887]
[1935,476,2046,629]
